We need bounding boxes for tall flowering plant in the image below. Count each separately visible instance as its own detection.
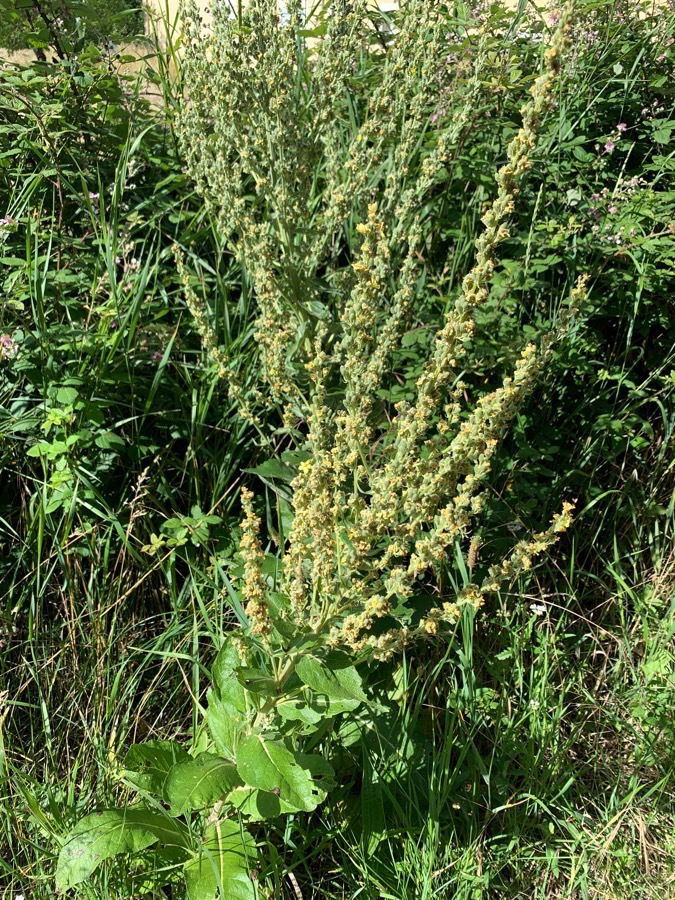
[56,3,583,897]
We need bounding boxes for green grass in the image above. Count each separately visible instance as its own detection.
[1,1,674,897]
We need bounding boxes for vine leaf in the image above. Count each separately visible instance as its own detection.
[183,821,256,900]
[165,753,242,815]
[55,807,188,891]
[235,735,327,812]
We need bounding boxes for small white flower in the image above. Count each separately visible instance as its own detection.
[530,602,546,617]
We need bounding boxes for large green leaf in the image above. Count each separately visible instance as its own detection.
[236,667,278,697]
[123,740,190,799]
[295,751,336,791]
[165,753,242,815]
[55,807,187,890]
[128,845,188,894]
[275,694,323,727]
[295,651,367,711]
[183,821,256,900]
[235,735,327,812]
[228,786,296,821]
[212,643,247,711]
[207,690,246,759]
[244,457,295,495]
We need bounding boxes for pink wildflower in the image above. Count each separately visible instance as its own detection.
[0,334,17,360]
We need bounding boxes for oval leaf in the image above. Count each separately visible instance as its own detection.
[123,740,191,799]
[206,690,246,759]
[228,786,296,821]
[295,651,367,710]
[184,821,256,900]
[165,753,242,815]
[55,807,187,890]
[235,736,325,812]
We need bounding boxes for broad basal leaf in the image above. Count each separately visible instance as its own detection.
[183,821,256,900]
[123,740,190,799]
[55,807,187,890]
[165,753,242,815]
[235,736,327,812]
[295,752,336,792]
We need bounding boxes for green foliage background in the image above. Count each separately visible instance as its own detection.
[0,0,144,56]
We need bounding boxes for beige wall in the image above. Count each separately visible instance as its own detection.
[143,0,526,26]
[146,0,396,23]
[144,0,400,37]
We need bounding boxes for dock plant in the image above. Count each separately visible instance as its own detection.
[54,2,591,897]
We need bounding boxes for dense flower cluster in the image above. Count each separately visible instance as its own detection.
[177,0,485,415]
[239,487,271,637]
[224,3,586,657]
[181,1,579,659]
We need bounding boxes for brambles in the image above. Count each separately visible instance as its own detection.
[0,0,144,58]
